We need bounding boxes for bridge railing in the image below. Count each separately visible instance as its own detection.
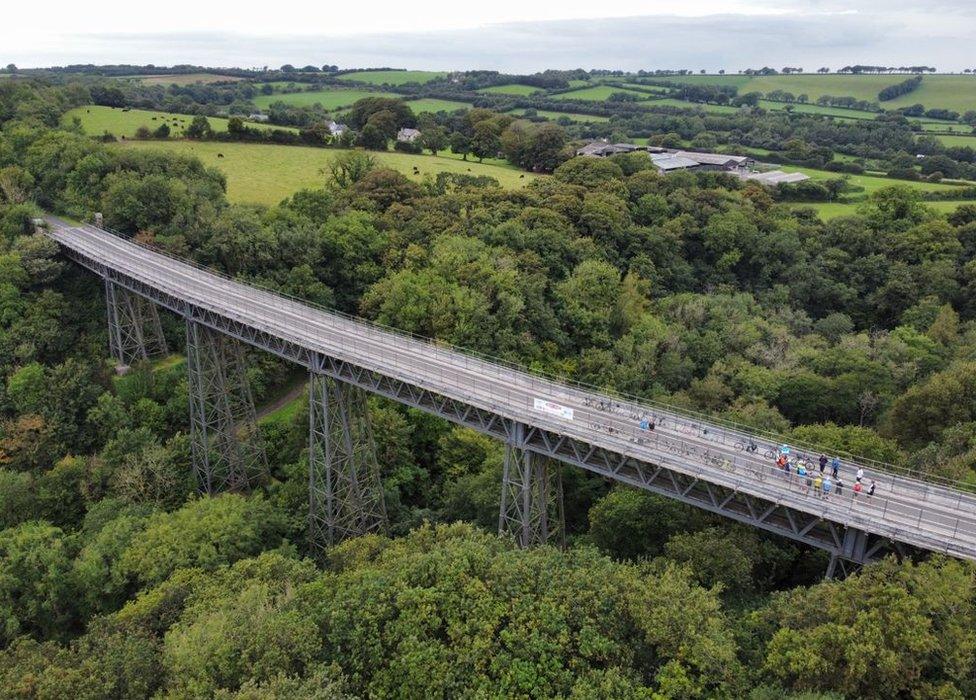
[52,220,976,556]
[65,217,976,497]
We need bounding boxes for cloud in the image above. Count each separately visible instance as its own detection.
[8,10,975,71]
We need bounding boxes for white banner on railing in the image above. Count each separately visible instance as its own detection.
[534,398,574,420]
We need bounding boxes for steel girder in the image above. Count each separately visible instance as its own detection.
[60,245,891,565]
[499,422,565,548]
[308,361,388,551]
[105,279,168,369]
[186,320,267,494]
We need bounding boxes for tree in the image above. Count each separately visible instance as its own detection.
[327,150,377,188]
[588,487,705,559]
[470,121,501,162]
[186,115,213,139]
[295,523,743,698]
[120,494,286,587]
[419,126,448,156]
[449,131,471,160]
[759,557,976,699]
[347,98,413,131]
[357,123,387,151]
[0,521,75,645]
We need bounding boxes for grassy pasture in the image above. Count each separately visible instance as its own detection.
[508,108,610,123]
[479,84,541,96]
[405,98,472,113]
[253,88,398,110]
[791,200,972,220]
[882,75,976,112]
[121,73,246,85]
[646,98,741,114]
[930,133,976,148]
[648,74,976,113]
[758,100,878,120]
[62,105,298,138]
[336,70,447,85]
[781,164,965,197]
[113,141,539,205]
[552,85,650,102]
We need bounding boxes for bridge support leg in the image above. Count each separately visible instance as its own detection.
[308,368,387,552]
[498,423,565,549]
[186,320,266,495]
[105,279,168,372]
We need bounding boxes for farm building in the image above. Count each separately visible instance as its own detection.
[397,128,422,142]
[327,120,348,136]
[649,153,702,172]
[739,170,811,184]
[575,141,641,157]
[673,151,754,170]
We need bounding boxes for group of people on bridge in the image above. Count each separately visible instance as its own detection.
[775,446,876,503]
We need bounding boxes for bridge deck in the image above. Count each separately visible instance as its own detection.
[45,218,976,561]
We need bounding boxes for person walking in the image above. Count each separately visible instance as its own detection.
[856,467,864,483]
[797,462,808,492]
[835,478,843,498]
[822,476,832,501]
[867,480,876,500]
[853,481,863,502]
[819,454,828,474]
[814,474,823,498]
[831,456,841,479]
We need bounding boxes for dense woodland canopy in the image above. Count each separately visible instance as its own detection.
[1,77,976,698]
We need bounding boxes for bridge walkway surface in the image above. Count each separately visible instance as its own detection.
[44,217,976,563]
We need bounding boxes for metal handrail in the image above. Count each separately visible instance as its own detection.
[49,215,976,494]
[46,219,976,558]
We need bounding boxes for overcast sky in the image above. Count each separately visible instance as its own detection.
[4,0,975,71]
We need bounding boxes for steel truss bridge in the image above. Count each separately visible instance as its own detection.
[44,217,976,574]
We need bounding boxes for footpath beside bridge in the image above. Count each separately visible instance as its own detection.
[43,217,976,574]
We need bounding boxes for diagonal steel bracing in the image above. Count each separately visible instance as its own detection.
[105,279,168,369]
[186,320,266,495]
[308,362,387,552]
[499,422,565,548]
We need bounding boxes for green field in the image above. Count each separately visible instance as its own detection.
[253,88,397,110]
[782,164,965,197]
[479,84,542,96]
[62,105,298,138]
[120,73,245,85]
[793,200,972,220]
[930,133,976,148]
[508,108,609,123]
[917,121,971,133]
[883,75,976,112]
[114,141,539,204]
[758,100,877,120]
[405,98,472,113]
[641,74,754,89]
[552,85,650,102]
[650,74,976,113]
[647,98,741,114]
[336,70,447,86]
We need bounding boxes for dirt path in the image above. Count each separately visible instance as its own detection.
[255,378,307,421]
